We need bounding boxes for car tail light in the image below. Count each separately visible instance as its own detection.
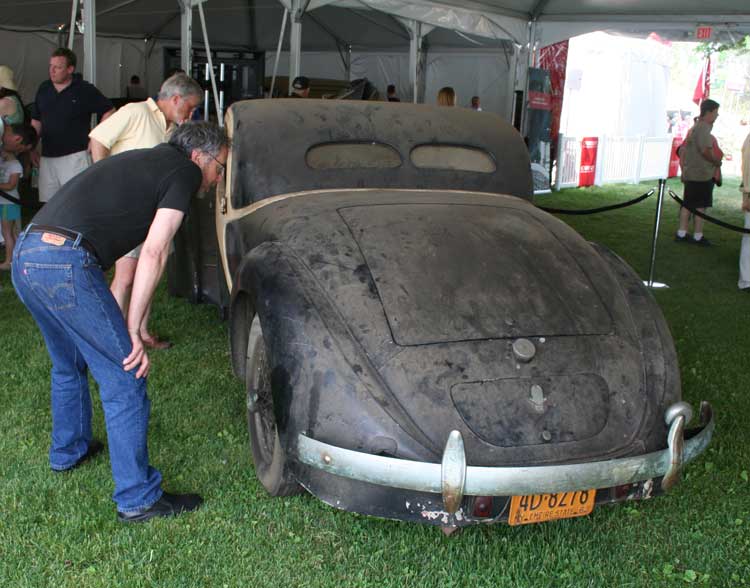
[472,496,493,517]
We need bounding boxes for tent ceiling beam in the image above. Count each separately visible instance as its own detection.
[296,0,313,20]
[98,0,143,18]
[306,11,350,48]
[147,11,181,41]
[530,0,551,21]
[347,5,410,41]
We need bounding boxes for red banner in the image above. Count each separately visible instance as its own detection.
[579,137,598,187]
[692,56,711,105]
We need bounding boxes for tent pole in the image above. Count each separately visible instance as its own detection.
[409,20,421,104]
[289,0,303,95]
[508,43,519,123]
[270,8,289,98]
[67,0,79,50]
[180,0,193,74]
[82,0,96,84]
[521,19,538,137]
[197,1,222,126]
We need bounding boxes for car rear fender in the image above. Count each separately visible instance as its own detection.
[592,242,681,450]
[228,241,440,462]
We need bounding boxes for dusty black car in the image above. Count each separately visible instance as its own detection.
[169,99,714,528]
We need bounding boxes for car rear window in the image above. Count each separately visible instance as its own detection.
[306,142,402,169]
[410,144,496,173]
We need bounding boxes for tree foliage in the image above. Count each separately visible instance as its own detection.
[697,34,750,56]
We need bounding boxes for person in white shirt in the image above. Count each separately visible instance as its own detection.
[0,123,37,269]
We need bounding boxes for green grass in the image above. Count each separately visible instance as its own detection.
[1,178,749,587]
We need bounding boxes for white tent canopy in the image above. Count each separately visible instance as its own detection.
[1,0,748,116]
[2,0,749,47]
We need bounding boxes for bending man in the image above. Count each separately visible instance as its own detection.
[12,121,229,523]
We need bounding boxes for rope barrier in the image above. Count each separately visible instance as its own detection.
[535,189,655,215]
[0,189,42,211]
[668,189,750,234]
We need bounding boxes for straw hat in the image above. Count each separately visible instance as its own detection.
[0,66,18,91]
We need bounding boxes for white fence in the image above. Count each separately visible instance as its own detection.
[555,134,673,190]
[555,136,581,189]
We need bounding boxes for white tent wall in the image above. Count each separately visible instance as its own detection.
[264,49,513,114]
[0,28,167,102]
[349,53,411,101]
[423,50,513,113]
[263,51,348,82]
[560,32,671,139]
[89,36,171,98]
[0,30,60,103]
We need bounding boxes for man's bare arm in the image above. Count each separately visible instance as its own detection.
[90,138,111,163]
[700,146,722,167]
[30,119,42,166]
[122,208,185,378]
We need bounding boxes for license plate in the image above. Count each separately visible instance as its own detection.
[508,490,596,526]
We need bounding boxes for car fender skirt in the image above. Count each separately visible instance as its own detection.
[296,402,714,514]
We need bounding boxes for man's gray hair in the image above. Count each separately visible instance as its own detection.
[168,121,230,158]
[158,72,202,101]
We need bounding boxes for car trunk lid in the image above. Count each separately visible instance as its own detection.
[339,202,613,346]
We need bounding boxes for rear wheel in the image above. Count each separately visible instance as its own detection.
[245,315,301,496]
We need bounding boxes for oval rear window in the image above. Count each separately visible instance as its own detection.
[306,142,402,169]
[411,145,496,173]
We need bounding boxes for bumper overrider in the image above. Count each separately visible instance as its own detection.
[297,401,714,516]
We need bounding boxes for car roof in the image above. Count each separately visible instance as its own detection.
[227,99,533,207]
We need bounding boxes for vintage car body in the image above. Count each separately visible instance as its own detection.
[170,99,713,527]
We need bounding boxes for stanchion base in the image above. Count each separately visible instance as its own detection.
[643,281,669,289]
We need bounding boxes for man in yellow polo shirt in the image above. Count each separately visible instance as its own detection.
[89,72,203,349]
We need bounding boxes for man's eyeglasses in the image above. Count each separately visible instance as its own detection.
[206,152,226,175]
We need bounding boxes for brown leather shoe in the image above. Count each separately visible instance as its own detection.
[142,335,173,350]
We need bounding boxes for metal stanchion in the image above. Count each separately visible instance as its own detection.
[644,178,669,289]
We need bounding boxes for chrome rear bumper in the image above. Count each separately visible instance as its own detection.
[297,401,714,514]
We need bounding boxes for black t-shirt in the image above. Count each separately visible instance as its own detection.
[33,74,113,157]
[33,144,202,269]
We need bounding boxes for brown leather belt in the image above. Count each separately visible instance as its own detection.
[27,225,99,259]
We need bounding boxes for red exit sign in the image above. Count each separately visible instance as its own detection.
[696,25,713,40]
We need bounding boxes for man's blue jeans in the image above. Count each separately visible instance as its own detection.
[12,228,162,512]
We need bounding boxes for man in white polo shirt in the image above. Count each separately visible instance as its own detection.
[89,72,202,349]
